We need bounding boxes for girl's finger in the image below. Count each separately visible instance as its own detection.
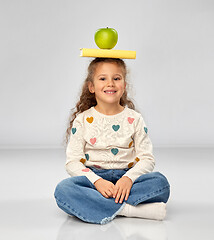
[109,186,114,195]
[115,188,122,203]
[119,190,126,203]
[106,189,113,197]
[102,192,109,198]
[125,189,130,201]
[113,187,119,198]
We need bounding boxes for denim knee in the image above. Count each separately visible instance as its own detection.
[54,176,95,201]
[152,172,170,188]
[130,171,170,205]
[148,172,170,203]
[54,178,76,199]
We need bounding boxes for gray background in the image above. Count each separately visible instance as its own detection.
[1,1,214,239]
[0,0,213,148]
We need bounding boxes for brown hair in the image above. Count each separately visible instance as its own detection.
[65,58,135,145]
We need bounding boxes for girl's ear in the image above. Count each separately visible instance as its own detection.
[88,81,95,93]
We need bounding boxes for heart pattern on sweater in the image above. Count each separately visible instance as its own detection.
[128,117,135,124]
[86,117,94,123]
[82,168,90,172]
[129,141,133,148]
[90,138,96,145]
[128,162,134,168]
[93,164,101,169]
[85,154,89,161]
[111,148,119,155]
[112,125,120,131]
[80,158,86,164]
[72,128,76,134]
[144,127,148,134]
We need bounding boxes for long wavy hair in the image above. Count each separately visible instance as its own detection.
[65,58,135,145]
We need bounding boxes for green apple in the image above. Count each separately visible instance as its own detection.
[94,27,118,49]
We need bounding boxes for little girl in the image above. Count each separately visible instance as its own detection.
[54,58,170,224]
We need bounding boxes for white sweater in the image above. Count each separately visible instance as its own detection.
[66,106,155,184]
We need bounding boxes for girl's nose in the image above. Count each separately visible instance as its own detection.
[107,79,115,86]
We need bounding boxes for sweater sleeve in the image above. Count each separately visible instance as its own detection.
[123,116,155,183]
[65,115,101,184]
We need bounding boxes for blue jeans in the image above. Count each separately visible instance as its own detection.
[54,168,170,224]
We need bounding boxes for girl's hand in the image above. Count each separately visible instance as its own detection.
[94,178,115,199]
[113,176,133,204]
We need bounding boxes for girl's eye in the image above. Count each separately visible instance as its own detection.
[100,78,106,81]
[114,77,121,81]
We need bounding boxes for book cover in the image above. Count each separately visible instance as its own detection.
[80,48,136,59]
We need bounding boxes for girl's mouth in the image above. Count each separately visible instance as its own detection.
[104,91,117,95]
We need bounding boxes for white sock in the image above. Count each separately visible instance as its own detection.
[118,202,166,221]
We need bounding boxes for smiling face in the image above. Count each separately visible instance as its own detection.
[88,62,126,108]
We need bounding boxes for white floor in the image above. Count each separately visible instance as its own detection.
[0,148,214,240]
